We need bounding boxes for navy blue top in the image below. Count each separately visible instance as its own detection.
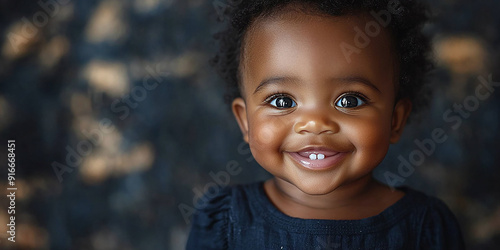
[186,182,464,249]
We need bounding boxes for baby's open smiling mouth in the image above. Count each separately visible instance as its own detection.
[287,147,348,171]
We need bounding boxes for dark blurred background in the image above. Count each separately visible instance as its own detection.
[0,0,498,249]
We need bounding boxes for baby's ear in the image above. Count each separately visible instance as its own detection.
[232,98,249,143]
[390,98,412,144]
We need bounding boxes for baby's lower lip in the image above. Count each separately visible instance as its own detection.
[287,152,347,170]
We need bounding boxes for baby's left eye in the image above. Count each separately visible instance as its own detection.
[335,95,365,108]
[270,96,296,108]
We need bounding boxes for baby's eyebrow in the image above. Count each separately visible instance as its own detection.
[253,76,299,94]
[333,76,381,93]
[253,75,381,94]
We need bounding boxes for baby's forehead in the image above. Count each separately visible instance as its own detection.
[242,10,396,60]
[239,11,398,92]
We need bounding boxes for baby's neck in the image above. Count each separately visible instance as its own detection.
[263,177,405,220]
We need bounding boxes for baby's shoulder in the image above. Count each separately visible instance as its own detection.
[188,181,262,225]
[397,187,464,249]
[193,182,259,211]
[185,182,262,249]
[400,187,457,218]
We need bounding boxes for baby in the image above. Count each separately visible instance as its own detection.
[187,0,464,249]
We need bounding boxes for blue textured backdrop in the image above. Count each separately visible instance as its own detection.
[0,0,499,249]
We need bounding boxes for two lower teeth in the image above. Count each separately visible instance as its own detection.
[309,154,325,160]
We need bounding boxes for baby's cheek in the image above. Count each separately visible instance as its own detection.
[249,117,288,150]
[350,122,391,165]
[255,125,275,145]
[248,117,289,173]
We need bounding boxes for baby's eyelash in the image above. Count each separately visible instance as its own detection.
[263,92,293,104]
[340,91,370,102]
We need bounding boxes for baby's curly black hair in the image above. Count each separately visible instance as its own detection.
[211,0,433,116]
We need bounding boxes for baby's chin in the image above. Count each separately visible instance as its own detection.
[295,183,341,196]
[286,173,374,197]
[285,177,344,196]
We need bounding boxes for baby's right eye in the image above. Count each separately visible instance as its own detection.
[269,96,296,109]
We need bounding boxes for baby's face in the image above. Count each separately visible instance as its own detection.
[232,12,411,195]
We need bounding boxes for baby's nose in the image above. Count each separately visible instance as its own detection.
[293,112,339,135]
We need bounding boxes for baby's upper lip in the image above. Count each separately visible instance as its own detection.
[293,146,341,157]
